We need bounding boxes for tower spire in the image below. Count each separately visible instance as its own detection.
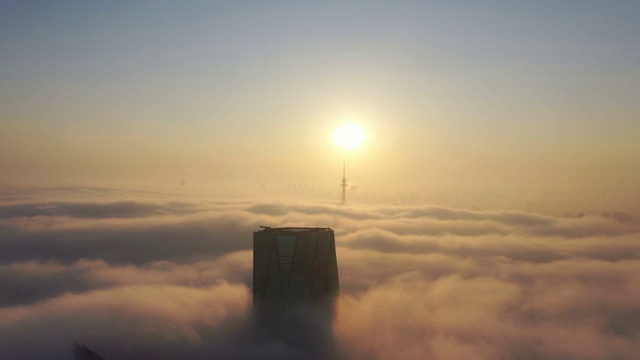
[341,158,347,204]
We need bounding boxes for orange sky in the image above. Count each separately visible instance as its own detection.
[1,1,639,208]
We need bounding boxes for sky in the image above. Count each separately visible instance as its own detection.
[1,2,640,359]
[1,1,639,202]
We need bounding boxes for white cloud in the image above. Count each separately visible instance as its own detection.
[0,187,639,359]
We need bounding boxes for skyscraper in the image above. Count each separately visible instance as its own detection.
[253,227,339,305]
[252,227,341,359]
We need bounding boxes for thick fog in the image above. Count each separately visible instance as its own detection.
[0,187,638,359]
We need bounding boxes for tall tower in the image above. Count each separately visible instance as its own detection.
[341,159,347,204]
[253,227,339,305]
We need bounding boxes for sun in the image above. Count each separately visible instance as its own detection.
[334,123,366,151]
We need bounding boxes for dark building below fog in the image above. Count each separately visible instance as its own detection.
[73,342,105,360]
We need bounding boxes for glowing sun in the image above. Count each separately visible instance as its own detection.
[334,123,366,151]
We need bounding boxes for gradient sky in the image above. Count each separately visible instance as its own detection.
[2,1,639,199]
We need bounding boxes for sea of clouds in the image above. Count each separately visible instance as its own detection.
[0,186,639,359]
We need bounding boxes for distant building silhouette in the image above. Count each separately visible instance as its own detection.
[612,211,633,223]
[602,211,634,223]
[341,160,347,204]
[73,342,105,360]
[253,227,339,305]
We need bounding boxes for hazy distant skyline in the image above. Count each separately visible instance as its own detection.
[2,1,639,199]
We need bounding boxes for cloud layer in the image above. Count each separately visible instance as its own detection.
[1,187,639,359]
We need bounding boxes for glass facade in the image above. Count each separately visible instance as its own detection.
[253,227,339,303]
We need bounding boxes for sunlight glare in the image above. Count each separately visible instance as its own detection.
[334,123,366,151]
